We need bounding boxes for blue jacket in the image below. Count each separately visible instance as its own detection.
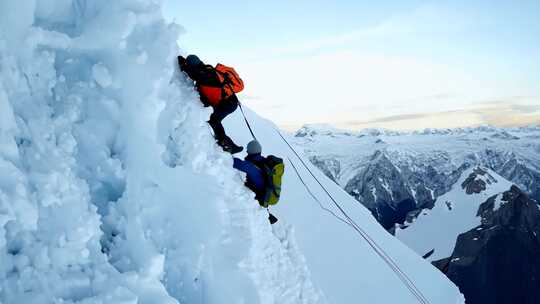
[233,154,266,197]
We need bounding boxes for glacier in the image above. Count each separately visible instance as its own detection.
[0,1,464,303]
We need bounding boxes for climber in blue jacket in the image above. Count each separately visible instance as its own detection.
[233,140,280,224]
[233,140,266,203]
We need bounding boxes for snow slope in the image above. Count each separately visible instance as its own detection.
[225,111,464,303]
[395,167,514,261]
[0,1,463,303]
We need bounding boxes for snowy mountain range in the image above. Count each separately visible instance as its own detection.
[396,167,514,261]
[397,167,540,304]
[434,184,540,304]
[0,1,464,303]
[293,124,540,229]
[294,124,540,303]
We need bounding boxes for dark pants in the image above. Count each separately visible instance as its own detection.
[208,95,238,142]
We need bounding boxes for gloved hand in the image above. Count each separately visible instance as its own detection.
[177,55,186,70]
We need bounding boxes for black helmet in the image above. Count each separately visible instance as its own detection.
[185,54,203,66]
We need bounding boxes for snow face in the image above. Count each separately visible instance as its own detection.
[225,111,464,303]
[1,1,188,302]
[395,167,513,261]
[92,63,113,88]
[1,1,463,304]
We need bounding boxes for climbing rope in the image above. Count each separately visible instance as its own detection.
[237,102,334,225]
[238,101,280,220]
[235,102,431,304]
[238,102,257,140]
[286,156,352,226]
[273,128,431,304]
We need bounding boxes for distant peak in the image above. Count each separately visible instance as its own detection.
[294,124,354,137]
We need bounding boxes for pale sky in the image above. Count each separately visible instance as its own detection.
[163,1,540,131]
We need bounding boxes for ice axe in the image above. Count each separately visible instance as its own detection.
[267,209,278,225]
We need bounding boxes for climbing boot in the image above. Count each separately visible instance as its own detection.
[217,138,243,154]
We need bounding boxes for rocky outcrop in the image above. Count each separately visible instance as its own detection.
[343,150,468,229]
[434,186,540,304]
[344,151,414,229]
[478,149,540,203]
[461,167,497,194]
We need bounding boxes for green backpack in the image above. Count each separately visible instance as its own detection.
[260,155,285,208]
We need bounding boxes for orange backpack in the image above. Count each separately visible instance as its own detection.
[199,64,244,106]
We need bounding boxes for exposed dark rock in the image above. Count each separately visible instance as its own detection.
[344,151,423,229]
[432,257,451,273]
[476,149,540,204]
[461,167,497,194]
[343,151,464,229]
[433,186,540,304]
[375,198,416,230]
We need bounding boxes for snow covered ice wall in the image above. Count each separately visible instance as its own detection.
[0,1,463,303]
[0,1,322,303]
[0,1,188,302]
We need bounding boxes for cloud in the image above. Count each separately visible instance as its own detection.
[330,100,540,131]
[472,101,540,127]
[222,4,539,132]
[351,112,457,124]
[238,49,491,125]
[511,104,540,113]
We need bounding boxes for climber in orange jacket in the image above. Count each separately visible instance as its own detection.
[178,54,244,154]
